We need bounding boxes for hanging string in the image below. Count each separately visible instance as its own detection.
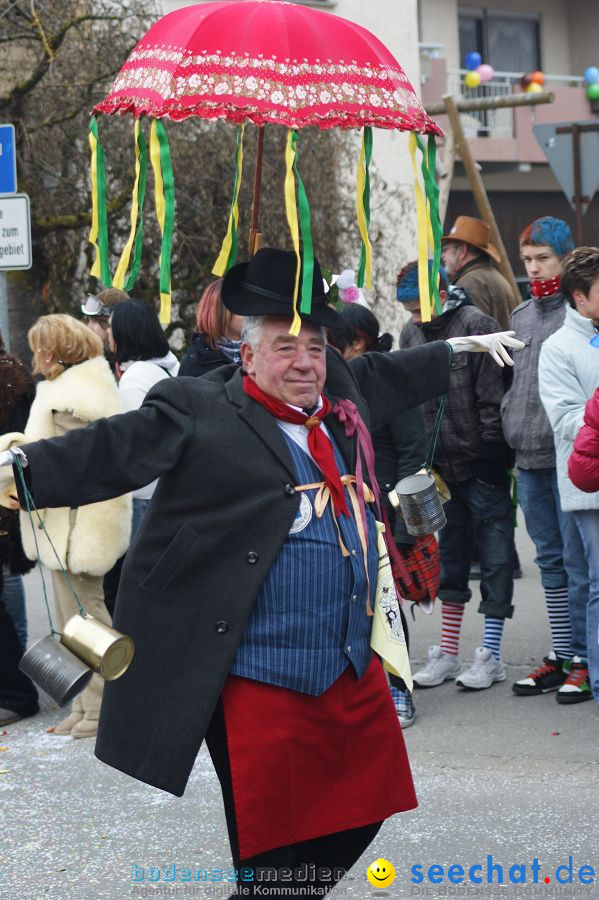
[113,119,148,291]
[12,453,87,635]
[356,126,373,289]
[88,116,112,288]
[283,128,302,337]
[409,132,431,322]
[213,124,245,276]
[150,120,175,325]
[422,343,453,473]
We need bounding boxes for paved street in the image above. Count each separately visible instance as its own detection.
[1,515,598,900]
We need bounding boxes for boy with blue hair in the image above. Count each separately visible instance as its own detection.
[502,217,591,703]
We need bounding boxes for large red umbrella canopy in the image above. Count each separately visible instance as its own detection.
[95,0,441,135]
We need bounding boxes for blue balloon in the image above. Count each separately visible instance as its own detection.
[584,66,599,84]
[465,51,482,71]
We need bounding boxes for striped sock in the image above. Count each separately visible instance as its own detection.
[544,587,572,659]
[483,616,505,660]
[440,602,465,656]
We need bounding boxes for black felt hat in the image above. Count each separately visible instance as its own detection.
[221,248,343,329]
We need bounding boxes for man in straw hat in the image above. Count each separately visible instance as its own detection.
[442,215,517,330]
[1,248,521,896]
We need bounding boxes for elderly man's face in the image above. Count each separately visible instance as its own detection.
[242,318,327,408]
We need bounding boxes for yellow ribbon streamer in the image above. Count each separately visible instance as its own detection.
[283,129,302,337]
[355,134,372,289]
[150,121,170,324]
[88,128,101,280]
[409,133,431,323]
[213,124,245,277]
[113,120,142,290]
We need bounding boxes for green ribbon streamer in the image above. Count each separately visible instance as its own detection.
[357,126,373,289]
[228,125,244,272]
[89,116,112,288]
[415,134,443,315]
[291,130,314,315]
[155,120,175,298]
[125,123,148,292]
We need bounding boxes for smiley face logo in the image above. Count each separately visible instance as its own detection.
[366,858,396,888]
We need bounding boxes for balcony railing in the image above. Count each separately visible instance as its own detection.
[446,68,585,138]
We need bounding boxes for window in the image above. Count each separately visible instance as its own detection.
[458,7,541,73]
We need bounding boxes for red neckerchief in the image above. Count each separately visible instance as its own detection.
[531,274,561,298]
[243,375,349,516]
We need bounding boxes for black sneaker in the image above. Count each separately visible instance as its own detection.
[512,652,570,695]
[556,658,593,704]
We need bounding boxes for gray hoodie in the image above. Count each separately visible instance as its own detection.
[500,292,566,469]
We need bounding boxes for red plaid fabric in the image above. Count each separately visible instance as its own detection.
[391,534,441,605]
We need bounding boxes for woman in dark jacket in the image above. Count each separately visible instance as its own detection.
[179,279,244,376]
[329,304,427,728]
[0,335,38,725]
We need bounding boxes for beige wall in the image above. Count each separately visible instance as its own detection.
[419,0,460,69]
[568,0,599,78]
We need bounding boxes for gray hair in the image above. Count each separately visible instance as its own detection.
[240,316,267,350]
[241,315,326,350]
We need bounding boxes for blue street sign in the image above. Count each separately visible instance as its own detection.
[0,125,17,195]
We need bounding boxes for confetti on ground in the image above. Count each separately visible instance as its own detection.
[0,768,10,774]
[46,726,55,733]
[551,731,560,736]
[0,746,8,751]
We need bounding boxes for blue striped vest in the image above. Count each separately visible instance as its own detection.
[230,431,378,695]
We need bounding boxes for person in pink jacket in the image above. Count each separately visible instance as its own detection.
[569,388,599,494]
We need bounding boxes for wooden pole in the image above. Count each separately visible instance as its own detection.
[248,126,265,256]
[442,93,521,305]
[438,127,455,228]
[425,91,554,116]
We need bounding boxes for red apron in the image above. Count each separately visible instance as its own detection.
[221,655,417,860]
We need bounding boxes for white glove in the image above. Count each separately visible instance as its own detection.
[446,331,524,367]
[0,447,28,467]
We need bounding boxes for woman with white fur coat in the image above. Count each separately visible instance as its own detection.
[0,315,131,738]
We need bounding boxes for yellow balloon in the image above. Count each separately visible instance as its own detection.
[526,82,543,93]
[464,71,481,89]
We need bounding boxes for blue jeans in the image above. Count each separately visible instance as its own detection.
[438,477,515,618]
[573,510,599,703]
[1,571,27,650]
[518,468,588,658]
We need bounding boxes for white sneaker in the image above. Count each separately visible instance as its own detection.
[456,646,506,690]
[412,645,461,687]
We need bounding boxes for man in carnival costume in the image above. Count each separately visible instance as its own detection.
[0,249,521,897]
[501,218,590,704]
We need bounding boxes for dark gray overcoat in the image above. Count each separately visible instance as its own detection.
[20,343,450,796]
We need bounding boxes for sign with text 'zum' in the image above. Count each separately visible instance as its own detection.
[0,194,31,270]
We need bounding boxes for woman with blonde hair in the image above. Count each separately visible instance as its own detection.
[0,314,131,738]
[179,278,244,376]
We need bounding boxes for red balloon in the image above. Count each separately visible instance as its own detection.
[530,70,545,85]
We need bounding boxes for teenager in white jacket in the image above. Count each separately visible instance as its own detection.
[539,247,599,705]
[108,300,179,535]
